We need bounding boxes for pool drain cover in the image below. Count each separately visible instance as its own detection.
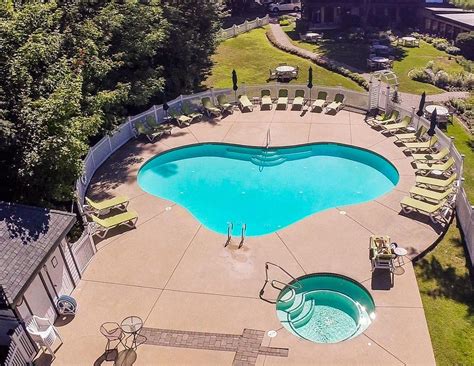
[267,330,277,338]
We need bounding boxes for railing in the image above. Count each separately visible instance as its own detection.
[220,15,270,40]
[4,324,37,366]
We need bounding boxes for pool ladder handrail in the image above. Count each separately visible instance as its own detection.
[225,222,233,247]
[238,223,246,249]
[265,128,271,149]
[259,262,302,304]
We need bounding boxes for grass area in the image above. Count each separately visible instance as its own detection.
[205,27,363,91]
[415,220,473,366]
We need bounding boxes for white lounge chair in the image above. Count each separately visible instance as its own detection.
[325,93,345,114]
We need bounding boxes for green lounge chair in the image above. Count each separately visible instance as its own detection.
[325,93,345,114]
[400,196,449,223]
[292,89,305,110]
[238,94,253,112]
[182,103,203,123]
[91,210,139,238]
[378,110,399,124]
[382,116,411,133]
[310,91,328,113]
[217,94,234,114]
[404,135,438,153]
[261,89,273,110]
[201,97,222,117]
[169,110,191,127]
[416,173,457,190]
[395,125,427,142]
[276,89,288,110]
[409,186,455,204]
[145,116,173,135]
[135,121,167,142]
[412,147,450,163]
[415,157,455,176]
[84,196,129,215]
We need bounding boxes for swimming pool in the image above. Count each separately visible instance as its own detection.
[276,274,376,343]
[137,143,399,236]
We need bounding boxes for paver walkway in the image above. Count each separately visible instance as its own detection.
[141,327,288,366]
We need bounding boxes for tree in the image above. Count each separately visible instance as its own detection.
[455,32,474,61]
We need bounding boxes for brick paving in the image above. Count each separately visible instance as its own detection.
[140,327,288,366]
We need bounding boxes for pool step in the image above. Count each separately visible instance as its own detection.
[292,299,316,329]
[285,293,306,319]
[250,156,287,167]
[276,288,296,310]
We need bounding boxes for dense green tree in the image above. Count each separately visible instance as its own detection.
[455,32,474,61]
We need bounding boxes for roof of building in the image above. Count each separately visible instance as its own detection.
[436,12,474,28]
[0,202,75,305]
[426,7,473,13]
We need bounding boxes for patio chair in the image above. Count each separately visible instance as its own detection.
[415,157,455,176]
[311,91,328,112]
[412,147,450,163]
[26,316,63,361]
[238,94,254,112]
[375,110,400,125]
[182,103,203,123]
[217,94,234,114]
[409,186,455,204]
[395,125,427,142]
[325,93,345,114]
[84,196,129,216]
[276,89,289,110]
[100,322,125,356]
[292,89,305,110]
[369,235,395,273]
[201,97,222,118]
[169,110,191,127]
[400,196,450,224]
[261,89,273,110]
[135,121,168,142]
[90,210,139,238]
[416,173,458,190]
[146,116,173,134]
[404,135,438,153]
[381,116,411,133]
[291,66,299,79]
[269,69,277,80]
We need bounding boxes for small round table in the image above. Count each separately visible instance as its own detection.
[275,65,296,73]
[305,32,321,42]
[121,316,143,350]
[425,105,449,117]
[393,247,408,266]
[401,36,417,47]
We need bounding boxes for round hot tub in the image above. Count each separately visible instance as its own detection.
[276,274,376,344]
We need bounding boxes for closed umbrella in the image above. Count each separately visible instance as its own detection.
[162,92,169,117]
[307,67,313,103]
[428,107,438,145]
[232,69,238,102]
[415,91,426,129]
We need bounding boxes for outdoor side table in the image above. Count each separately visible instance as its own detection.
[393,247,408,266]
[121,316,143,350]
[252,96,261,105]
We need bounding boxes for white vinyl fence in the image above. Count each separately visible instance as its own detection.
[4,324,36,366]
[75,84,474,265]
[220,15,270,40]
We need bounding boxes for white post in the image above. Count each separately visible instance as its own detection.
[153,105,159,123]
[244,20,248,32]
[411,107,416,123]
[233,24,236,37]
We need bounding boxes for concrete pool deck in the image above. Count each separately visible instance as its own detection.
[52,109,443,365]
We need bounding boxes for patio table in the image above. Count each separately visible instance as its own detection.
[304,32,321,42]
[425,105,450,126]
[275,65,296,73]
[401,36,417,47]
[121,316,143,350]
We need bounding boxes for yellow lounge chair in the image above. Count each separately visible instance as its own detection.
[412,147,450,163]
[276,89,288,110]
[416,173,457,190]
[368,110,400,127]
[238,94,253,112]
[409,186,455,204]
[91,210,139,238]
[84,196,129,215]
[415,157,455,176]
[146,117,173,134]
[261,89,273,110]
[201,97,222,117]
[217,94,234,114]
[292,89,305,110]
[135,121,168,142]
[395,125,427,142]
[169,110,191,127]
[311,91,328,113]
[404,135,438,153]
[382,116,411,133]
[325,93,345,114]
[400,196,449,223]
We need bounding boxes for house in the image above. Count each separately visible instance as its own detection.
[0,202,95,364]
[301,0,426,29]
[424,6,474,39]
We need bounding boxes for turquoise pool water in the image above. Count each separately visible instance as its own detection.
[137,143,399,236]
[276,274,376,343]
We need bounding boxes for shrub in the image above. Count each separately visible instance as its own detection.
[410,68,433,83]
[450,98,467,114]
[279,20,291,26]
[445,46,461,55]
[434,71,449,88]
[426,61,435,70]
[455,31,474,60]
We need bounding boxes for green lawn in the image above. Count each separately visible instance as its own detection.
[414,117,474,366]
[205,27,363,91]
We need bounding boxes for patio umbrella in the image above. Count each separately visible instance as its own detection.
[415,91,426,129]
[162,93,169,117]
[428,107,438,145]
[232,69,238,102]
[307,67,313,103]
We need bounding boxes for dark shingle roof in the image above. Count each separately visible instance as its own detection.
[0,202,75,305]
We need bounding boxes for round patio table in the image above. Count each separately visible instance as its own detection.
[121,316,143,350]
[370,56,389,66]
[275,65,296,73]
[305,32,321,41]
[425,105,449,117]
[401,36,417,47]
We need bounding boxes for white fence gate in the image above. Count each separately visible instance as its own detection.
[4,325,36,366]
[220,15,270,40]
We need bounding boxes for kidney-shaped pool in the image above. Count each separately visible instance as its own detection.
[137,143,399,236]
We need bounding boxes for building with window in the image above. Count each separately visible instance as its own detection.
[424,6,474,39]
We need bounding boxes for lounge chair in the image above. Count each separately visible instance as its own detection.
[412,147,450,163]
[369,235,395,272]
[395,125,427,142]
[217,94,234,114]
[182,103,203,123]
[169,110,191,127]
[381,116,411,133]
[325,93,345,114]
[416,173,457,190]
[146,117,173,135]
[238,94,253,112]
[409,186,455,204]
[90,210,139,238]
[311,91,328,112]
[201,97,222,117]
[400,196,449,223]
[404,135,438,153]
[261,89,273,110]
[135,121,167,142]
[276,89,288,110]
[415,157,455,176]
[84,196,129,216]
[367,110,399,127]
[292,89,305,110]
